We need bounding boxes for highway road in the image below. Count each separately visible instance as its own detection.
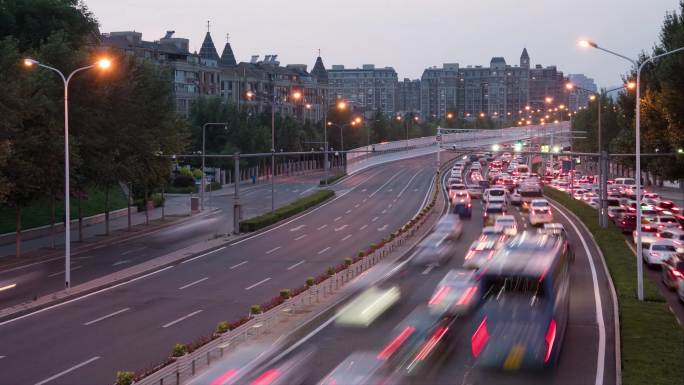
[0,172,326,309]
[0,153,457,385]
[269,162,617,385]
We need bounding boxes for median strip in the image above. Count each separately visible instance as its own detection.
[239,190,335,233]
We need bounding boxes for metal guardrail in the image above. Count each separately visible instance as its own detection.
[131,178,442,385]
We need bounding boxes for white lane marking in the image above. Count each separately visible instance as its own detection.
[35,356,101,385]
[359,224,369,230]
[162,310,203,328]
[299,187,316,196]
[266,246,281,255]
[292,189,299,193]
[334,216,342,222]
[549,201,605,385]
[294,234,307,241]
[354,204,360,208]
[388,189,393,192]
[287,260,306,270]
[245,278,271,290]
[317,224,328,230]
[435,232,450,248]
[112,260,130,267]
[317,247,331,255]
[0,355,5,359]
[397,170,422,198]
[372,216,379,222]
[363,198,368,203]
[121,247,145,256]
[381,209,387,214]
[334,225,348,232]
[181,246,227,264]
[290,225,305,232]
[83,308,130,326]
[230,261,248,270]
[345,209,352,214]
[422,265,435,275]
[0,266,174,328]
[369,170,405,198]
[341,235,352,241]
[377,225,388,231]
[388,204,393,208]
[47,265,82,278]
[361,189,367,192]
[178,277,209,290]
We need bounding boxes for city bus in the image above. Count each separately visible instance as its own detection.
[471,232,570,370]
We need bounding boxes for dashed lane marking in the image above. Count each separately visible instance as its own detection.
[341,235,352,241]
[318,247,331,255]
[162,310,203,328]
[317,225,328,230]
[287,260,306,270]
[294,234,307,241]
[245,278,271,291]
[83,308,130,326]
[34,356,101,385]
[230,261,248,269]
[360,224,368,230]
[178,277,209,290]
[334,225,348,232]
[266,246,282,255]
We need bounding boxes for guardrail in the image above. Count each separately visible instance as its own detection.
[129,169,446,385]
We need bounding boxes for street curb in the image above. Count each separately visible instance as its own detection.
[545,196,622,385]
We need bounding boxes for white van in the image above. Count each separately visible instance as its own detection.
[484,188,508,206]
[614,177,635,187]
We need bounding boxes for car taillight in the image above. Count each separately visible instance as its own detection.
[414,326,449,362]
[471,317,490,358]
[544,319,557,363]
[457,286,478,305]
[429,286,450,305]
[211,369,239,385]
[378,326,415,360]
[250,369,280,385]
[672,270,684,278]
[650,252,660,257]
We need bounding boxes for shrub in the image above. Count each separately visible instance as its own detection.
[306,277,315,286]
[357,251,364,258]
[179,167,194,178]
[215,321,229,334]
[116,371,134,385]
[192,169,203,179]
[173,174,195,188]
[370,243,377,250]
[280,289,291,299]
[250,304,262,315]
[240,190,334,232]
[320,173,346,185]
[344,257,353,266]
[172,343,187,357]
[327,266,336,276]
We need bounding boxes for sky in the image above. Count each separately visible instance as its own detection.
[85,0,681,87]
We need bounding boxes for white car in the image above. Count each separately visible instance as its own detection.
[647,215,680,231]
[632,225,660,246]
[464,236,503,269]
[510,189,522,206]
[484,187,507,205]
[449,184,468,203]
[642,240,679,267]
[494,215,517,236]
[530,205,553,226]
[428,269,479,316]
[588,197,600,209]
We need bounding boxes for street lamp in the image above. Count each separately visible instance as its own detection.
[580,38,684,301]
[23,57,112,289]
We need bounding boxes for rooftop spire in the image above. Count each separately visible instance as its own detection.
[311,54,328,83]
[220,33,237,67]
[199,30,220,61]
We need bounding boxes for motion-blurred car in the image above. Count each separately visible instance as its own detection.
[483,203,506,226]
[463,235,506,269]
[642,240,679,267]
[494,215,517,236]
[467,183,483,199]
[428,269,479,316]
[452,190,472,218]
[661,255,684,290]
[317,352,391,385]
[410,233,454,267]
[433,215,463,241]
[336,286,401,327]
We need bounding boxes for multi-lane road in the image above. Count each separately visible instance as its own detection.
[0,153,456,385]
[269,162,617,385]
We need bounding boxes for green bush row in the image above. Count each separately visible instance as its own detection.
[320,173,346,186]
[239,189,334,232]
[164,181,222,195]
[544,187,684,385]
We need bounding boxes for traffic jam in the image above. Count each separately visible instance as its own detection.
[191,149,578,385]
[545,162,684,303]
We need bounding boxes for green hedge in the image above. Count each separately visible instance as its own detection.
[165,181,222,195]
[239,189,334,232]
[320,173,346,186]
[544,187,684,385]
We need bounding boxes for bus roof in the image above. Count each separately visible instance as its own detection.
[482,232,563,279]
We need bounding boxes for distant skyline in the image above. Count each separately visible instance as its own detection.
[86,0,680,87]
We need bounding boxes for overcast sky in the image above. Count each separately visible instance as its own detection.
[86,0,680,87]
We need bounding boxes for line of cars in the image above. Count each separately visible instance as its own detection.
[548,172,684,303]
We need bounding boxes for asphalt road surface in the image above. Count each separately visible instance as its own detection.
[0,153,456,385]
[272,163,617,385]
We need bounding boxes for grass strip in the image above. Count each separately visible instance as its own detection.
[544,186,683,385]
[320,173,346,186]
[239,189,334,232]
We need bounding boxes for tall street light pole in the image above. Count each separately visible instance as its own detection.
[201,123,228,211]
[23,57,112,289]
[580,38,684,301]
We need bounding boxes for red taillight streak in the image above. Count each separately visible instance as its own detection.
[378,326,415,360]
[250,369,280,385]
[414,326,449,361]
[457,286,478,305]
[471,317,489,358]
[429,286,450,305]
[544,319,557,363]
[672,270,683,278]
[210,369,239,385]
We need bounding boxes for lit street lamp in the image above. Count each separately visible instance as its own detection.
[23,57,112,289]
[580,38,684,301]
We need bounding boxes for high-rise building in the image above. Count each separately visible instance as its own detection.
[327,64,398,116]
[419,48,567,122]
[397,78,421,113]
[567,74,598,110]
[100,30,328,120]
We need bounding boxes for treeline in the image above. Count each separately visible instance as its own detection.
[0,1,188,254]
[572,2,684,182]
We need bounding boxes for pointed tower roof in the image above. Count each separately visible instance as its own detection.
[199,31,220,61]
[220,34,237,67]
[520,47,530,69]
[521,47,529,59]
[311,55,328,83]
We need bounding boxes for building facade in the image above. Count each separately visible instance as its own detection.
[567,73,598,111]
[397,78,421,113]
[327,64,398,116]
[100,30,329,120]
